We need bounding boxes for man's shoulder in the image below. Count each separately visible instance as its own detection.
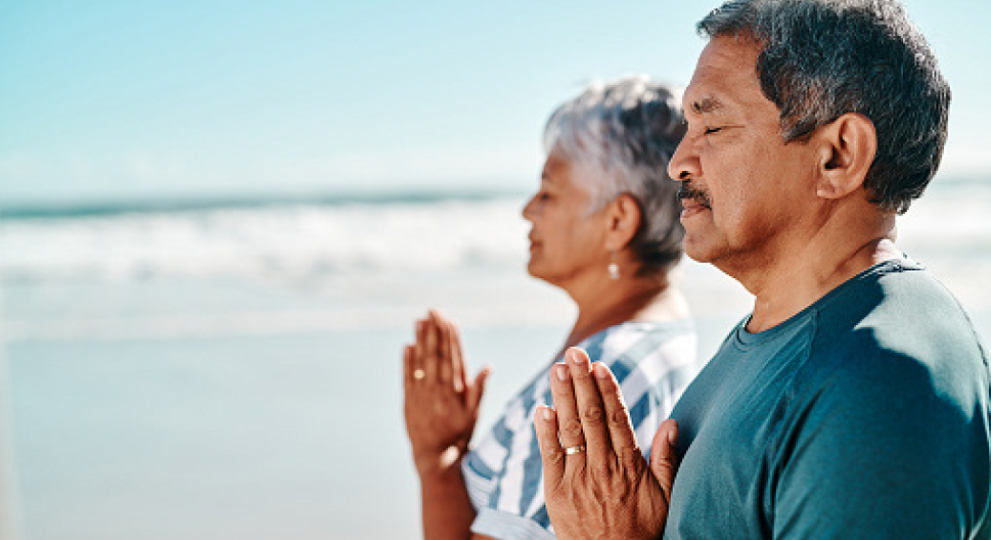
[791,262,988,415]
[813,260,985,362]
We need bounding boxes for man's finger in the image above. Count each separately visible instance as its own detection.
[534,405,566,489]
[593,362,640,466]
[549,360,585,457]
[649,419,680,507]
[566,347,612,463]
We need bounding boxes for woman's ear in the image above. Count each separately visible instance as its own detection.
[814,112,877,201]
[603,193,642,251]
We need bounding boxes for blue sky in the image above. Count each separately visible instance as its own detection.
[1,0,988,205]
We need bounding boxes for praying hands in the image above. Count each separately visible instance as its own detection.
[534,347,680,540]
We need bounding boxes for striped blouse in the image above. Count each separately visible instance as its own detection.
[462,320,699,540]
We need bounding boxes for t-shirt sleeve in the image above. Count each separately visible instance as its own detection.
[771,348,991,539]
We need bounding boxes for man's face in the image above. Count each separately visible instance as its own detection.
[668,36,817,271]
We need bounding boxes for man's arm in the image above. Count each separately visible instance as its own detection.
[771,349,990,539]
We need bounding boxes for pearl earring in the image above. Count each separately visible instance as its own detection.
[608,255,620,280]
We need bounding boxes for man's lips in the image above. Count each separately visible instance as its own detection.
[680,201,708,219]
[677,181,712,212]
[680,198,708,210]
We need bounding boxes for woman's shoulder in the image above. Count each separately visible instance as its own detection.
[585,319,697,373]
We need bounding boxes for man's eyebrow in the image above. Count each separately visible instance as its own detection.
[689,96,724,115]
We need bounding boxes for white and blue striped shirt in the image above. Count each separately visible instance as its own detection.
[462,320,699,540]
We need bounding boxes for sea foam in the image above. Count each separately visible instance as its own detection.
[0,196,529,284]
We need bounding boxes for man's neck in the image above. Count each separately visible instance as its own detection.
[728,210,900,333]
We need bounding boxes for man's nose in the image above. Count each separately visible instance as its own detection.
[667,137,698,182]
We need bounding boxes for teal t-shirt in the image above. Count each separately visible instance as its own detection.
[664,260,991,539]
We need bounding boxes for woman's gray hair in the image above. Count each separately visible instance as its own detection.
[543,76,687,275]
[699,0,950,214]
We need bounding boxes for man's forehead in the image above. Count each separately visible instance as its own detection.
[683,37,763,116]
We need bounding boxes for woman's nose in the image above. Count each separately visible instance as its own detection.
[521,196,536,220]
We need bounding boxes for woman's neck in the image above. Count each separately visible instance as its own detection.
[558,276,688,356]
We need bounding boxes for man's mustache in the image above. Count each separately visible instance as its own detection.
[677,181,712,209]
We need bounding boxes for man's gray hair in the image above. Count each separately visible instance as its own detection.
[544,76,687,275]
[700,0,950,214]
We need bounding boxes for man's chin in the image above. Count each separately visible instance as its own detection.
[683,237,719,264]
[684,251,713,264]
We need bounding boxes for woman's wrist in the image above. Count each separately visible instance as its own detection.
[415,444,468,482]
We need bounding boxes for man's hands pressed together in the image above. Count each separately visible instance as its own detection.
[534,347,680,540]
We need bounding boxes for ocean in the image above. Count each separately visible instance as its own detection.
[1,178,989,539]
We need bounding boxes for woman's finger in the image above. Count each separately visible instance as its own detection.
[423,316,439,383]
[467,366,490,418]
[412,319,428,384]
[403,344,415,392]
[414,318,426,359]
[431,311,453,386]
[449,319,467,394]
[566,348,612,464]
[593,362,639,466]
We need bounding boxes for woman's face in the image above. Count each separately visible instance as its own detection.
[522,147,610,288]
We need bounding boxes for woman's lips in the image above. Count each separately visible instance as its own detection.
[528,233,540,250]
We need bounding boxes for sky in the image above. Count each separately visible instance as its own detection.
[1,0,989,206]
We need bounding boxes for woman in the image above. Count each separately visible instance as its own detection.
[403,76,697,540]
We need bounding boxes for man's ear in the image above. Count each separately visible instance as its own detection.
[603,193,642,251]
[814,112,877,200]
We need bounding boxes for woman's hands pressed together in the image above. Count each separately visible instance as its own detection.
[404,310,491,479]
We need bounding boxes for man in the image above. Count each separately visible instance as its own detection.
[532,1,991,539]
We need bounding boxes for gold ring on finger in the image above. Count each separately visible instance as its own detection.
[564,445,585,456]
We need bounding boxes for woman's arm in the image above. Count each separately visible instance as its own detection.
[418,460,485,540]
[404,311,491,540]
